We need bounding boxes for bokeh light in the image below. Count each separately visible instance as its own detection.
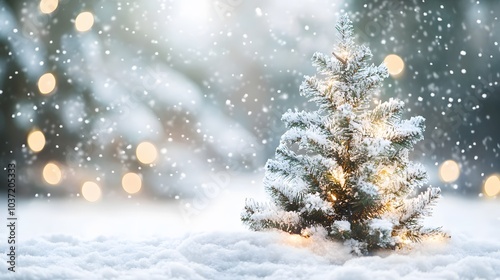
[439,160,460,183]
[383,54,405,76]
[122,172,142,194]
[283,234,311,247]
[27,129,46,152]
[75,12,94,32]
[37,73,56,94]
[136,141,158,164]
[39,0,58,14]
[483,174,500,197]
[43,162,62,185]
[81,181,102,202]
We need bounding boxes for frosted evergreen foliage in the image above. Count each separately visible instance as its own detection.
[242,15,445,254]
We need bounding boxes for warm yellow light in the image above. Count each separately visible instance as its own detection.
[39,0,58,14]
[423,233,448,243]
[136,141,158,164]
[43,162,62,185]
[484,174,500,197]
[383,54,405,76]
[330,193,337,201]
[122,172,142,194]
[38,73,56,94]
[439,160,460,183]
[283,233,311,247]
[288,234,304,244]
[75,12,94,32]
[402,236,412,245]
[377,167,394,185]
[379,167,391,177]
[27,129,46,152]
[81,181,102,202]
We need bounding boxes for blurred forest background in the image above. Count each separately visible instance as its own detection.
[0,0,499,202]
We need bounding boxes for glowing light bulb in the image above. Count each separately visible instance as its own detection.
[43,162,62,185]
[38,73,56,94]
[383,54,405,77]
[39,0,58,14]
[122,172,142,194]
[379,168,390,176]
[484,174,500,197]
[81,181,101,202]
[439,160,460,183]
[136,141,157,164]
[75,12,94,32]
[288,234,303,244]
[330,193,337,201]
[27,129,46,152]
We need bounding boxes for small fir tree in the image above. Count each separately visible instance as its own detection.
[241,15,445,254]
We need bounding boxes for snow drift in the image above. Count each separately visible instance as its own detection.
[0,196,499,279]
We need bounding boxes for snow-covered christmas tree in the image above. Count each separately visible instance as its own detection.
[242,14,445,254]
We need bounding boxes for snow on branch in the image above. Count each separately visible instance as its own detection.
[388,116,425,147]
[312,52,340,73]
[355,64,389,91]
[349,45,372,69]
[332,51,347,65]
[396,187,441,224]
[404,163,428,190]
[242,199,301,233]
[335,14,355,51]
[264,173,308,205]
[281,110,325,130]
[299,76,336,112]
[281,126,332,153]
[370,98,405,123]
[301,193,335,215]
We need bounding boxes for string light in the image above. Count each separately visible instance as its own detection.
[330,193,337,201]
[379,167,391,177]
[287,234,304,245]
[377,167,394,188]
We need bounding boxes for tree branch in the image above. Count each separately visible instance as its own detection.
[332,51,347,65]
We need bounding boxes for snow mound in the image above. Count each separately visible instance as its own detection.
[1,230,499,280]
[2,196,500,279]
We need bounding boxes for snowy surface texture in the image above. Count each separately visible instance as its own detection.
[1,195,500,279]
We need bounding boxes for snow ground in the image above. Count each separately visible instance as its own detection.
[1,190,500,279]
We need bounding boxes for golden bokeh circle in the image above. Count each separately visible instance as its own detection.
[136,141,158,164]
[81,181,102,202]
[484,174,500,197]
[122,172,142,194]
[75,12,94,32]
[383,54,405,76]
[27,130,46,152]
[38,73,56,94]
[43,162,62,185]
[39,0,58,14]
[438,160,460,183]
